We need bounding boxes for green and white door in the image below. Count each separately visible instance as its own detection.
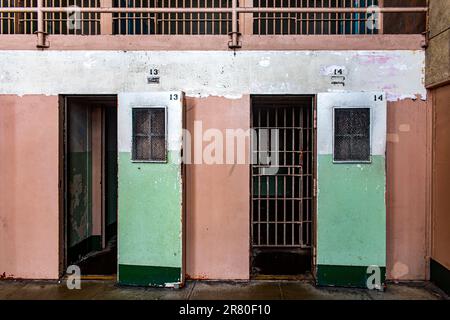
[117,92,184,287]
[316,92,387,289]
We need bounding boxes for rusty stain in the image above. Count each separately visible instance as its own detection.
[0,272,15,280]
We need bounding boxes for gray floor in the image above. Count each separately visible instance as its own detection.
[0,280,448,300]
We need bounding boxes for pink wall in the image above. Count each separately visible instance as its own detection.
[386,98,428,280]
[185,96,250,280]
[0,95,60,279]
[432,85,450,270]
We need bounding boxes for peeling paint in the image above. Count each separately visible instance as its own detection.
[0,51,425,101]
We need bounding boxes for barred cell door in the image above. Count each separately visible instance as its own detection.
[251,96,314,276]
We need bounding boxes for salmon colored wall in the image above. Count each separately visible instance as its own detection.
[386,98,428,280]
[432,85,450,270]
[0,95,60,279]
[185,96,250,280]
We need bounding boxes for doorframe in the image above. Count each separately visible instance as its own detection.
[248,94,317,279]
[58,94,117,277]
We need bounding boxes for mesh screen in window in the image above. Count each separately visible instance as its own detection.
[334,108,370,162]
[132,107,167,162]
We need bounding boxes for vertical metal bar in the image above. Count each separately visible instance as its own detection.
[299,104,303,246]
[283,107,286,245]
[258,107,261,246]
[230,0,238,47]
[274,105,278,246]
[266,108,269,245]
[306,104,310,246]
[258,0,261,34]
[291,106,295,245]
[1,0,4,34]
[36,0,46,47]
[335,0,339,34]
[378,0,383,34]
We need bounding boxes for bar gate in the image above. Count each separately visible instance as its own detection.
[251,96,314,275]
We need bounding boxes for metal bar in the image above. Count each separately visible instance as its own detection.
[229,0,238,48]
[274,104,278,246]
[266,108,269,246]
[36,0,46,47]
[283,106,286,246]
[0,7,428,13]
[258,108,261,246]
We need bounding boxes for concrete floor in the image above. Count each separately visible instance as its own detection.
[0,280,448,300]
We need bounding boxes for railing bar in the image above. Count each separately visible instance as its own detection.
[257,0,260,35]
[0,7,428,13]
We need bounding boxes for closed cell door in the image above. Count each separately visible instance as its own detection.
[251,96,314,276]
[117,92,185,287]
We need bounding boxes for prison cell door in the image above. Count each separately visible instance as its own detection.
[251,96,314,276]
[117,92,185,287]
[316,92,386,288]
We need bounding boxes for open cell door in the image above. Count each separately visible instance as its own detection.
[117,92,185,287]
[316,92,386,289]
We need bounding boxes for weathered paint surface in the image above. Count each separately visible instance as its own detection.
[0,51,425,101]
[185,96,250,280]
[67,102,92,248]
[431,84,450,271]
[386,98,428,280]
[0,95,60,279]
[317,155,386,266]
[117,92,184,286]
[316,92,387,287]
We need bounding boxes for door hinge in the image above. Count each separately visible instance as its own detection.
[313,109,317,129]
[313,178,317,197]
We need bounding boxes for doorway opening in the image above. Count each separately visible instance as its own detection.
[251,95,315,278]
[62,95,118,276]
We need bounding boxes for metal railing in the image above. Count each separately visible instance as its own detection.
[0,1,428,49]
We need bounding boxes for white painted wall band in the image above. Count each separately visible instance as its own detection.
[0,50,425,101]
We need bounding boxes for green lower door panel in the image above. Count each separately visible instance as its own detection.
[317,265,386,288]
[118,264,182,287]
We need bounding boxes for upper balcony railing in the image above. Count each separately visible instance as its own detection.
[0,0,428,49]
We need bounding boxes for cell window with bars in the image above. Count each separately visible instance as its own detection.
[132,107,167,162]
[333,107,371,162]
